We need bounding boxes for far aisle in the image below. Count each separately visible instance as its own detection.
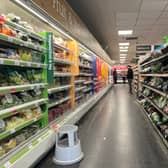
[35,85,168,168]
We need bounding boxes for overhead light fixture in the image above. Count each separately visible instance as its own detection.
[119,42,130,46]
[120,58,126,60]
[118,30,133,35]
[120,46,129,49]
[120,49,128,52]
[120,53,127,56]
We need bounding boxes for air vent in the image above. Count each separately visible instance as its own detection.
[136,45,151,51]
[125,37,138,40]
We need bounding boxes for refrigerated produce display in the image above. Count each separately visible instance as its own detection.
[138,45,168,148]
[0,0,112,167]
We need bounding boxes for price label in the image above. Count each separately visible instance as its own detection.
[33,118,37,122]
[24,43,29,47]
[6,94,13,103]
[0,59,4,64]
[15,61,20,66]
[28,144,33,150]
[31,86,34,90]
[10,128,16,134]
[12,109,17,114]
[8,36,13,42]
[27,62,31,67]
[10,88,16,93]
[50,124,58,132]
[4,161,12,168]
[37,137,42,142]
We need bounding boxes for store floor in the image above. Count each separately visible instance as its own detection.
[35,85,168,168]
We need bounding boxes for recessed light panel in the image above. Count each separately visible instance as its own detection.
[118,30,133,35]
[120,46,129,49]
[119,42,130,46]
[120,54,127,56]
[120,49,128,52]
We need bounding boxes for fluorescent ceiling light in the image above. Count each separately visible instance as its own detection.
[119,43,130,46]
[118,30,133,35]
[120,49,128,52]
[120,54,127,56]
[120,46,128,49]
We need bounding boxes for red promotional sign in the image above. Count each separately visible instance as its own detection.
[112,65,128,71]
[96,57,101,77]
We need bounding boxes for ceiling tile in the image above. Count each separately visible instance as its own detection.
[136,19,155,25]
[138,11,162,19]
[156,18,168,24]
[141,0,167,11]
[160,11,168,18]
[116,21,135,26]
[116,12,138,20]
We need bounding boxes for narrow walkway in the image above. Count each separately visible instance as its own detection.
[35,85,168,168]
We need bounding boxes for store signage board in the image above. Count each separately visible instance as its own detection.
[112,66,128,71]
[32,0,111,64]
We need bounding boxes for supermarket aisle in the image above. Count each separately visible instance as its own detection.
[35,85,168,168]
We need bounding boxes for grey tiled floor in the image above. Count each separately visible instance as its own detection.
[35,85,168,168]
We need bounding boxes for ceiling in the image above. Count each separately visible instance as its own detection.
[67,0,168,63]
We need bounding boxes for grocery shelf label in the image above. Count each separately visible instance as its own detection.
[50,124,58,131]
[10,88,16,93]
[24,43,29,47]
[0,59,4,64]
[4,161,12,168]
[27,62,31,67]
[28,144,33,150]
[10,128,16,134]
[14,61,20,66]
[37,137,42,142]
[12,109,17,114]
[7,36,13,42]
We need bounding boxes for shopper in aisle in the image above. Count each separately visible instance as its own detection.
[127,65,133,94]
[113,68,117,84]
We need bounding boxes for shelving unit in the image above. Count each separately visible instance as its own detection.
[140,74,168,77]
[142,84,167,97]
[140,93,168,118]
[138,103,168,148]
[45,34,74,123]
[132,64,139,96]
[0,16,48,159]
[138,48,168,148]
[0,1,112,166]
[0,85,112,168]
[75,50,94,105]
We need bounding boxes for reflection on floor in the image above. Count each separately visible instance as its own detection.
[35,85,168,168]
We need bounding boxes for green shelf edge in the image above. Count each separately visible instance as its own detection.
[0,99,48,119]
[0,58,47,69]
[0,83,47,95]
